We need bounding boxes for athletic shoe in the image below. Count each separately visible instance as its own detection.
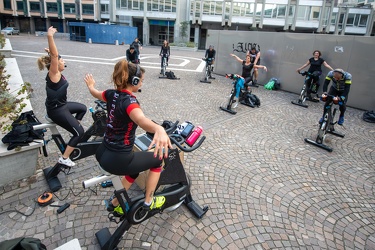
[319,117,324,124]
[105,198,129,217]
[138,196,166,218]
[58,156,76,167]
[338,116,344,125]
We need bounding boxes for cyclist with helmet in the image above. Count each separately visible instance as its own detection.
[320,69,352,125]
[204,45,216,71]
[296,50,333,101]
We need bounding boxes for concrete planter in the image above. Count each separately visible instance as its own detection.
[0,48,43,187]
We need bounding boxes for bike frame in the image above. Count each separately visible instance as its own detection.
[304,97,345,152]
[161,55,168,76]
[82,128,208,250]
[33,100,107,192]
[292,71,319,108]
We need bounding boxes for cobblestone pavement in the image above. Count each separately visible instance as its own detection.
[1,35,374,249]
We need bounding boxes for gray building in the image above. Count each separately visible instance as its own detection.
[1,0,374,48]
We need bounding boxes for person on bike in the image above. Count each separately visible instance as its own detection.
[296,50,333,101]
[320,69,352,125]
[226,73,245,108]
[37,26,87,167]
[84,60,172,216]
[126,45,138,64]
[131,37,142,63]
[159,40,170,73]
[230,53,267,88]
[246,46,261,85]
[204,45,216,71]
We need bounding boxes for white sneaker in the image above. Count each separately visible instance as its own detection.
[58,157,76,167]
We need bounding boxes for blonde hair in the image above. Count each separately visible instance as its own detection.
[112,60,145,90]
[37,55,51,71]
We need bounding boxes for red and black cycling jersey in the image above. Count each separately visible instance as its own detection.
[102,89,140,152]
[45,74,68,110]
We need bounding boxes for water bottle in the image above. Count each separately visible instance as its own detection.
[89,107,94,113]
[185,126,203,147]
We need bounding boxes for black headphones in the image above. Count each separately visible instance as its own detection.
[131,64,141,86]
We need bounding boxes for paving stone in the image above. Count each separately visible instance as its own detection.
[0,35,374,250]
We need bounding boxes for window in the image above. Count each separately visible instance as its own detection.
[297,6,320,20]
[64,3,75,14]
[203,1,210,14]
[82,4,94,14]
[30,1,40,12]
[330,12,337,25]
[46,2,58,12]
[359,15,368,27]
[264,4,274,18]
[311,6,320,20]
[101,4,109,13]
[215,1,222,16]
[346,13,355,26]
[132,0,139,10]
[147,0,175,12]
[119,0,128,9]
[245,3,254,16]
[16,1,23,11]
[3,0,11,9]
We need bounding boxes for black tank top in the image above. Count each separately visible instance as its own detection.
[45,74,68,110]
[242,61,254,78]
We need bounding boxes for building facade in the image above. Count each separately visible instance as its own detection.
[1,0,374,48]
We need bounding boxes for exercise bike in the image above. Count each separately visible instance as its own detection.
[291,71,320,108]
[304,95,345,152]
[33,100,107,192]
[82,120,209,250]
[220,74,260,115]
[200,58,215,83]
[159,54,169,78]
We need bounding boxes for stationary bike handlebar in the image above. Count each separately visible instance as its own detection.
[169,134,206,153]
[298,71,314,77]
[321,94,344,105]
[94,99,107,110]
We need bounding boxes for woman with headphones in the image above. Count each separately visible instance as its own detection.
[84,61,172,216]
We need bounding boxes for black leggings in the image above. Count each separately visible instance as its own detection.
[161,54,169,68]
[47,102,86,147]
[96,143,163,178]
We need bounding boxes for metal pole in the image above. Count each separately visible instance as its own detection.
[167,20,169,41]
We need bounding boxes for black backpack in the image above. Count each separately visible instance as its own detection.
[2,111,44,150]
[165,71,177,79]
[0,237,47,250]
[247,93,261,107]
[363,110,375,123]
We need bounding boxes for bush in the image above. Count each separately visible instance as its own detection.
[0,35,33,132]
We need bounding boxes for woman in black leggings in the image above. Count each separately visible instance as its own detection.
[84,60,172,216]
[37,26,86,167]
[230,53,267,88]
